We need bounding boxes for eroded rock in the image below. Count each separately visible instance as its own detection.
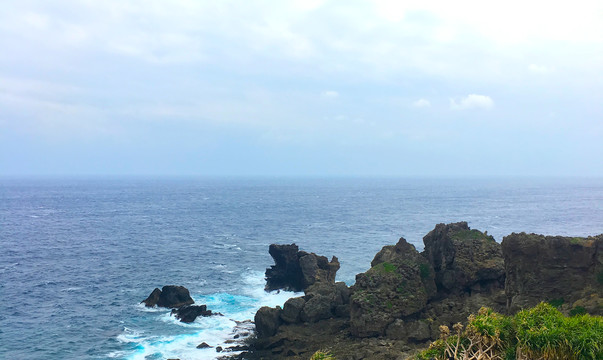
[422,222,504,295]
[502,233,603,314]
[265,244,339,292]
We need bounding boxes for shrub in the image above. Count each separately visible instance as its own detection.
[416,303,603,360]
[310,350,335,360]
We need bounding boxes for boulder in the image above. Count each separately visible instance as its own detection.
[300,294,334,323]
[422,222,504,295]
[197,342,212,349]
[265,243,340,292]
[349,237,436,337]
[157,285,195,308]
[171,304,220,323]
[280,297,306,324]
[502,233,603,313]
[141,288,162,307]
[255,306,283,337]
[141,285,195,308]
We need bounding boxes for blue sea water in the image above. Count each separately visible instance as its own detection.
[1,177,602,359]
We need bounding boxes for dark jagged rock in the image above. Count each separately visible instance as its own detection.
[197,342,212,349]
[142,285,194,309]
[141,287,162,307]
[350,237,436,337]
[254,306,283,337]
[502,233,603,314]
[280,297,305,324]
[157,285,195,308]
[171,304,221,323]
[265,244,339,292]
[248,224,602,360]
[422,222,504,295]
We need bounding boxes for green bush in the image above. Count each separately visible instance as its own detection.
[416,303,603,360]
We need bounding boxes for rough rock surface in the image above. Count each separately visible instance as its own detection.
[247,223,603,360]
[422,222,505,295]
[254,306,283,337]
[171,304,220,323]
[349,237,436,337]
[265,244,340,292]
[141,285,195,308]
[502,233,603,314]
[142,288,162,307]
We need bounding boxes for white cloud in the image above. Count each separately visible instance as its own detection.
[321,90,339,98]
[529,64,554,74]
[412,98,431,108]
[450,94,494,110]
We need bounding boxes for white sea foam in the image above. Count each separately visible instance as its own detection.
[119,270,301,360]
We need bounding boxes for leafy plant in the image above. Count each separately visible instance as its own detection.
[416,303,603,360]
[310,350,335,360]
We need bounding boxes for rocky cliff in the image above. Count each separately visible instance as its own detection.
[247,223,602,360]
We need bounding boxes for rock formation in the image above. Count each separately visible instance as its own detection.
[142,285,194,308]
[141,285,220,323]
[265,243,340,292]
[422,222,504,295]
[502,232,603,314]
[247,223,603,360]
[171,304,221,323]
[350,237,436,337]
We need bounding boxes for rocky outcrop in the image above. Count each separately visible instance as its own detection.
[255,306,283,337]
[171,304,221,323]
[502,233,603,314]
[248,223,602,360]
[265,244,340,292]
[142,285,194,308]
[350,237,436,337]
[142,288,162,307]
[142,285,223,324]
[422,222,505,295]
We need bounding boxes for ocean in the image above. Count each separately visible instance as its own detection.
[1,177,602,359]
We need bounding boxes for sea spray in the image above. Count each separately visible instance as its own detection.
[117,271,301,359]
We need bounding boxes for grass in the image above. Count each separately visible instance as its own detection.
[416,303,603,360]
[381,262,397,273]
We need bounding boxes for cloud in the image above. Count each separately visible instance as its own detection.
[321,90,339,98]
[529,64,554,73]
[450,94,494,110]
[412,98,431,108]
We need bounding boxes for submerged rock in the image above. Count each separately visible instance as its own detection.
[171,304,221,323]
[265,243,339,292]
[141,285,194,308]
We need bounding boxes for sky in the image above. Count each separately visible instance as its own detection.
[1,0,602,177]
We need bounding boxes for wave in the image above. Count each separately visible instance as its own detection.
[115,270,301,360]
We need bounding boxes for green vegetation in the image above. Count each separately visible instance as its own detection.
[547,297,565,308]
[310,350,335,360]
[419,263,430,279]
[597,270,603,285]
[451,229,495,242]
[381,262,397,273]
[570,306,587,316]
[416,303,603,360]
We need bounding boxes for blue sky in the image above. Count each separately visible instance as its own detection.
[1,0,602,176]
